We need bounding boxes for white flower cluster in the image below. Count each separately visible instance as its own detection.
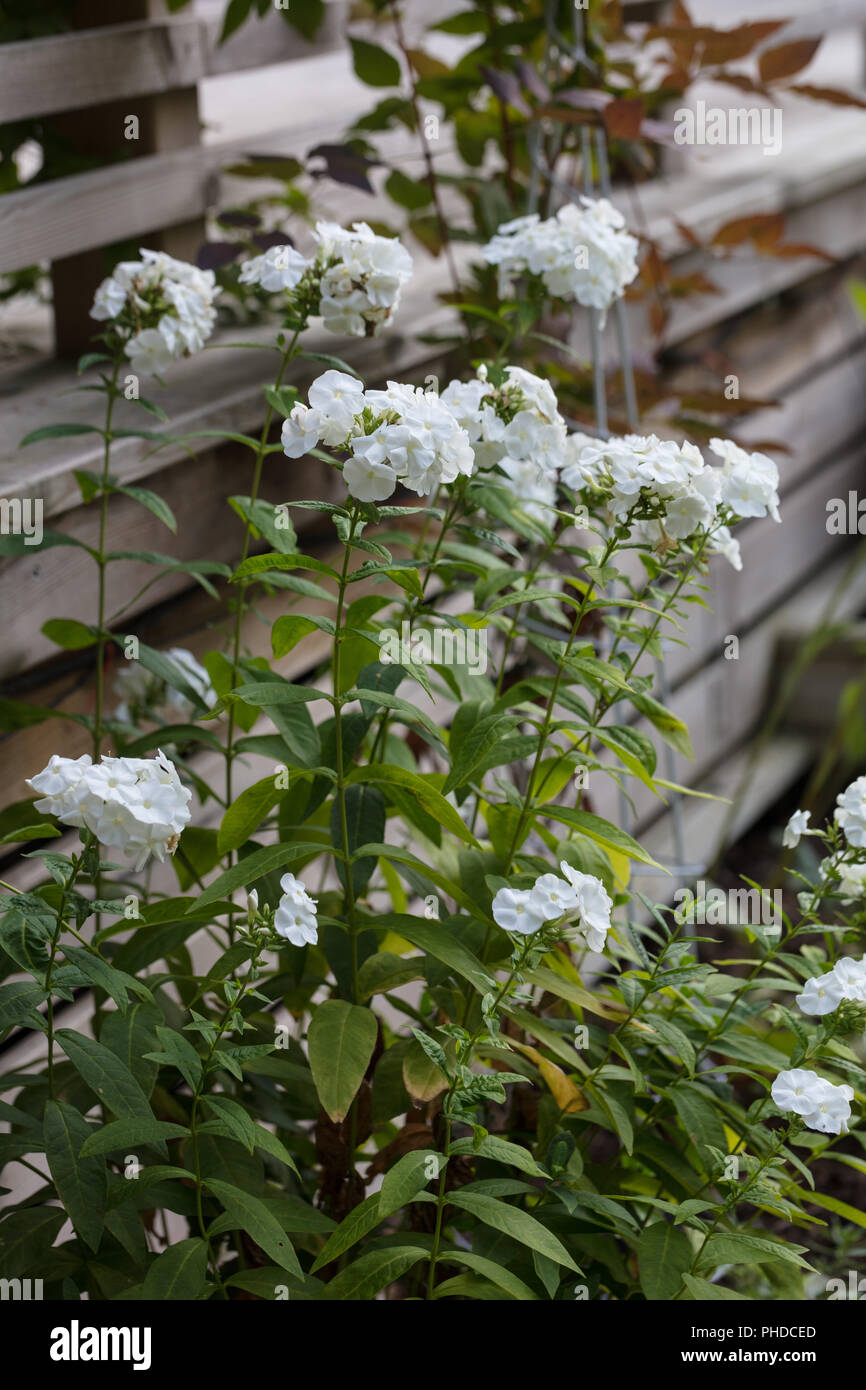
[239,223,413,338]
[835,775,866,848]
[836,861,866,902]
[492,862,613,952]
[282,370,474,502]
[239,244,309,294]
[796,956,866,1016]
[114,648,216,725]
[771,1067,854,1135]
[90,249,217,376]
[27,751,192,870]
[274,872,318,947]
[314,221,414,337]
[441,364,570,522]
[481,198,639,324]
[562,431,781,564]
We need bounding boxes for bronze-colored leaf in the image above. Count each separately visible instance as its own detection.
[758,38,821,84]
[787,83,866,111]
[603,98,645,140]
[711,212,784,250]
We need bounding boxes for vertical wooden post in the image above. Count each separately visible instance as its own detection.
[50,0,205,358]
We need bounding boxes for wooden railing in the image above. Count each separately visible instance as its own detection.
[0,0,347,353]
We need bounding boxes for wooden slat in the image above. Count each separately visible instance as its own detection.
[592,542,866,834]
[0,3,347,124]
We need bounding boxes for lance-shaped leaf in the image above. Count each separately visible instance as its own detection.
[307,1000,378,1123]
[43,1100,107,1253]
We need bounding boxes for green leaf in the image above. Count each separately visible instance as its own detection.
[204,1179,302,1276]
[331,783,385,896]
[437,1250,539,1299]
[681,1274,752,1301]
[357,951,425,1000]
[449,1135,547,1179]
[217,775,286,855]
[697,1232,812,1272]
[271,613,334,659]
[638,1221,693,1300]
[595,726,659,792]
[281,0,324,41]
[788,1186,866,1230]
[379,1149,444,1220]
[42,618,97,650]
[403,1036,451,1102]
[229,494,297,555]
[43,1100,107,1253]
[385,170,433,210]
[203,1096,257,1153]
[667,1081,728,1163]
[20,423,102,446]
[541,806,661,867]
[190,840,329,910]
[307,1001,378,1123]
[371,915,493,996]
[141,1237,209,1299]
[443,709,520,795]
[218,0,252,43]
[347,686,442,746]
[431,10,487,33]
[251,1124,300,1178]
[0,1207,65,1278]
[0,823,60,844]
[80,1118,189,1157]
[60,945,146,1011]
[0,529,93,558]
[319,1246,426,1300]
[0,981,48,1031]
[350,36,402,87]
[57,1029,154,1122]
[113,483,176,532]
[448,1190,580,1271]
[0,699,85,732]
[631,692,694,759]
[145,1025,203,1092]
[310,1192,383,1273]
[232,551,339,584]
[349,765,477,846]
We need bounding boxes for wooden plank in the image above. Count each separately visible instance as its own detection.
[2,35,865,277]
[0,3,347,124]
[590,486,866,833]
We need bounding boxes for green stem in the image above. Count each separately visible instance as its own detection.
[224,329,302,823]
[93,359,122,761]
[332,504,362,1002]
[502,534,618,874]
[425,935,533,1296]
[188,953,264,1296]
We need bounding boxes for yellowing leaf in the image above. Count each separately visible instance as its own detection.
[510,1040,587,1114]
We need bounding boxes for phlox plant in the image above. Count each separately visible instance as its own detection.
[1,199,865,1307]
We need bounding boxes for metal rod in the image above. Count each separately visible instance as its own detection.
[580,125,607,435]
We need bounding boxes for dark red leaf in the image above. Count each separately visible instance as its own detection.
[196,241,242,270]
